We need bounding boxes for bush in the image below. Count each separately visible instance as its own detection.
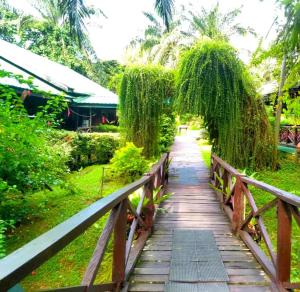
[110,143,149,182]
[96,124,119,133]
[0,105,69,223]
[0,220,7,258]
[159,114,176,152]
[49,131,119,170]
[0,115,68,194]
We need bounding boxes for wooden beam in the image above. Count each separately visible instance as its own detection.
[112,200,128,289]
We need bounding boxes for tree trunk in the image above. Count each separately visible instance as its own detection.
[274,55,287,150]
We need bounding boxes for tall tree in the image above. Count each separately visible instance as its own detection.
[155,0,174,31]
[187,3,256,41]
[59,0,90,48]
[273,0,300,144]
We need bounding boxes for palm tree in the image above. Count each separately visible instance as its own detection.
[58,0,174,43]
[126,11,185,67]
[154,0,174,31]
[273,0,300,144]
[59,0,90,48]
[187,3,256,42]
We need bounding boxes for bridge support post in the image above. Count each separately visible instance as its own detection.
[144,178,154,230]
[232,176,244,234]
[276,199,292,285]
[112,200,128,290]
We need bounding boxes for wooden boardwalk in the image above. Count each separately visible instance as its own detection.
[128,135,272,292]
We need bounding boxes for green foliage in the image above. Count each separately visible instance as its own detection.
[0,102,69,221]
[6,164,124,289]
[0,68,69,224]
[159,113,176,152]
[188,3,256,42]
[96,124,119,133]
[176,40,276,169]
[119,65,175,158]
[110,143,149,182]
[49,131,119,169]
[129,185,172,211]
[0,220,6,258]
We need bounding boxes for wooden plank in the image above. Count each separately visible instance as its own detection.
[128,283,165,291]
[239,230,276,280]
[228,285,271,292]
[125,230,151,280]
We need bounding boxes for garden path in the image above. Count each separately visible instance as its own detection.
[128,135,272,292]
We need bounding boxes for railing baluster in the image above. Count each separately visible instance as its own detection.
[81,203,122,287]
[112,199,128,289]
[144,178,155,229]
[277,199,292,284]
[232,176,245,233]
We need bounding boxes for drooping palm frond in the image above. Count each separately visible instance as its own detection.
[279,0,300,50]
[59,0,90,47]
[155,0,174,31]
[30,0,63,25]
[188,4,256,41]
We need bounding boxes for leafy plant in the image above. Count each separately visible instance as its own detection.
[176,40,276,170]
[0,220,7,259]
[119,65,175,158]
[110,143,149,182]
[96,124,119,133]
[50,131,119,169]
[159,113,176,152]
[129,185,172,210]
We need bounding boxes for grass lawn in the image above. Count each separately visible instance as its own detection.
[6,165,124,290]
[199,141,300,282]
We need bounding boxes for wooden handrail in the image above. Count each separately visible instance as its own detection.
[210,153,300,291]
[241,177,300,207]
[0,153,170,291]
[280,125,300,146]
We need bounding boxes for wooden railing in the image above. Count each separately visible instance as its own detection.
[210,154,300,291]
[280,125,300,146]
[0,153,169,292]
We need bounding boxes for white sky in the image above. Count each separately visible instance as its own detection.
[9,0,283,63]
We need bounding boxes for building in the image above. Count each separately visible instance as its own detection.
[0,39,118,130]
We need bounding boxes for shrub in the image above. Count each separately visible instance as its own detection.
[159,114,176,153]
[0,220,7,259]
[91,134,119,164]
[119,65,175,158]
[0,104,69,193]
[110,143,149,182]
[96,124,119,133]
[49,131,120,169]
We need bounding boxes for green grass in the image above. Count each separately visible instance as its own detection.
[250,153,300,281]
[6,165,124,290]
[199,141,300,282]
[198,139,211,168]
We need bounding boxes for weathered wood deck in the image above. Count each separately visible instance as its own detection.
[128,136,272,292]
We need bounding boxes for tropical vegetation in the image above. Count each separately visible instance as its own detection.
[0,0,300,288]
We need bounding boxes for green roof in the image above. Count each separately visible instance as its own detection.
[0,39,118,106]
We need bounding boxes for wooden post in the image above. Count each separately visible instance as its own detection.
[296,142,300,163]
[144,178,154,229]
[112,200,127,289]
[222,170,229,202]
[232,176,245,234]
[276,199,292,284]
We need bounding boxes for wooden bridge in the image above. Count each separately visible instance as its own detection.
[0,136,299,291]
